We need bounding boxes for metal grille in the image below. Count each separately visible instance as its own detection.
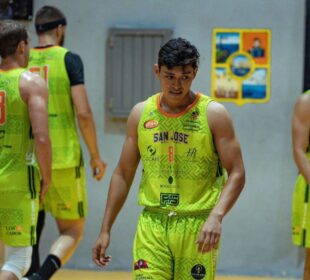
[106,28,172,117]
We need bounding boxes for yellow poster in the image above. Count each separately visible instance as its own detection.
[211,29,271,106]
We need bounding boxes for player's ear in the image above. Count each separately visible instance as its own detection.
[56,25,62,34]
[154,64,160,78]
[17,40,26,55]
[56,25,65,37]
[193,67,198,78]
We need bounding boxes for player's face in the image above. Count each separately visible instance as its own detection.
[154,64,197,102]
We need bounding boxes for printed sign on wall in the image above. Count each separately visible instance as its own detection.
[211,29,271,106]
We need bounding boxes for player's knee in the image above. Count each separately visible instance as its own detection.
[69,222,84,244]
[1,246,32,279]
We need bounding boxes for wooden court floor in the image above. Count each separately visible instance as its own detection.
[52,270,298,280]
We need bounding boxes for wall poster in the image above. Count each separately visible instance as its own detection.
[212,29,271,106]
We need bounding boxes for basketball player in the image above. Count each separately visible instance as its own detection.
[292,91,310,280]
[93,38,245,279]
[0,21,51,280]
[24,6,106,280]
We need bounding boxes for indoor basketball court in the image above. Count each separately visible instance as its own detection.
[53,270,299,280]
[0,0,308,279]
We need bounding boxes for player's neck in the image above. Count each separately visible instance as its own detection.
[160,91,197,114]
[0,57,22,71]
[38,35,59,47]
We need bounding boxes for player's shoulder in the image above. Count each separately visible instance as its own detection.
[294,92,310,117]
[20,71,46,91]
[130,101,147,118]
[298,92,310,104]
[65,51,83,61]
[129,94,160,124]
[206,99,233,132]
[126,101,147,126]
[19,71,47,102]
[64,51,84,71]
[56,45,69,52]
[207,99,229,117]
[198,93,226,112]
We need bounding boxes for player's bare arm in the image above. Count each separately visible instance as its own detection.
[92,102,144,267]
[197,101,245,253]
[292,94,310,185]
[71,85,106,180]
[20,71,52,202]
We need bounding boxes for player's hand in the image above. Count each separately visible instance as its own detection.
[92,232,112,267]
[40,179,50,203]
[196,213,222,254]
[90,157,106,181]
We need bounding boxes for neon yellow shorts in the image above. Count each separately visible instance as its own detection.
[0,167,39,246]
[43,166,87,220]
[292,174,310,247]
[133,208,219,280]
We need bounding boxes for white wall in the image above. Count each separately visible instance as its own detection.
[30,0,305,276]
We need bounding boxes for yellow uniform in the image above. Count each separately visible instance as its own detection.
[134,93,226,279]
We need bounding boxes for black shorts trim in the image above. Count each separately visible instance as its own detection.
[28,166,36,199]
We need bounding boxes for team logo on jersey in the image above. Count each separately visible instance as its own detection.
[144,119,158,129]
[144,145,159,162]
[134,259,149,270]
[191,110,199,120]
[160,193,179,206]
[186,148,197,160]
[147,145,157,156]
[191,264,206,279]
[183,109,201,131]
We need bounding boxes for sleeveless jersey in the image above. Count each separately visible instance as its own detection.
[0,68,38,196]
[28,46,81,169]
[138,93,226,212]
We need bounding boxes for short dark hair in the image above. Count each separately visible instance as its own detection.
[0,21,28,58]
[158,38,200,69]
[35,5,66,26]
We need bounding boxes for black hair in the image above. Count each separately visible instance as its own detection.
[0,20,28,58]
[158,37,200,69]
[35,5,66,32]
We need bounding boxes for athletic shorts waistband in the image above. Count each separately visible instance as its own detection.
[144,207,211,217]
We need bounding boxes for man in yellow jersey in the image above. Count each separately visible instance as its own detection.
[292,91,310,280]
[93,38,245,279]
[0,21,51,280]
[24,6,106,280]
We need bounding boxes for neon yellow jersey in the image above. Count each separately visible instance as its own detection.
[28,46,81,169]
[138,93,226,212]
[0,68,38,195]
